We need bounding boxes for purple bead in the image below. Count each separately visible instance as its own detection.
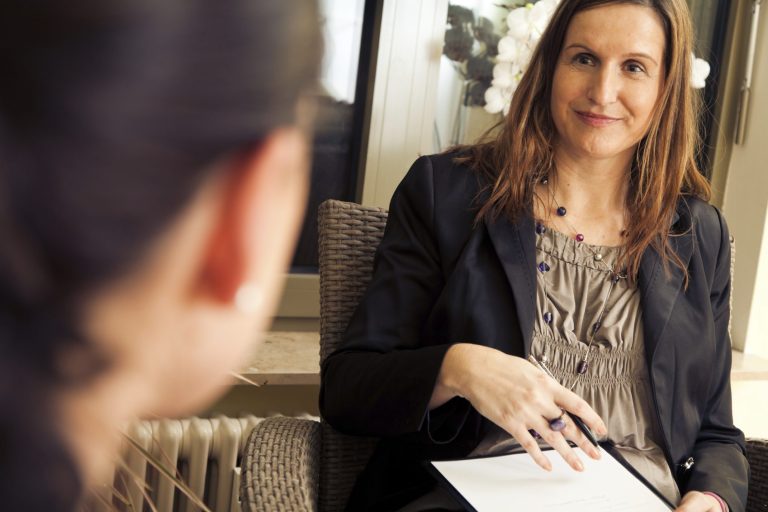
[538,261,551,273]
[577,360,589,374]
[556,206,567,216]
[543,312,553,324]
[612,274,621,283]
[536,223,546,235]
[549,417,567,432]
[529,429,542,439]
[575,233,585,242]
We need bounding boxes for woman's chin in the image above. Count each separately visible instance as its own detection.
[567,139,633,162]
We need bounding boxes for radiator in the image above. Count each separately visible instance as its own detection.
[93,415,264,512]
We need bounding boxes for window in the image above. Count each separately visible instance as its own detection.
[290,0,377,273]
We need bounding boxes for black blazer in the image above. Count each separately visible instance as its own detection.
[320,152,749,511]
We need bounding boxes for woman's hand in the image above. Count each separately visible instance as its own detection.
[675,491,725,512]
[431,343,607,472]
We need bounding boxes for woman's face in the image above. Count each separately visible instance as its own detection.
[550,3,666,163]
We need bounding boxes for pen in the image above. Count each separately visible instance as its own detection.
[528,355,600,447]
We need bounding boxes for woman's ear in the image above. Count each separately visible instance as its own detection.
[201,127,310,313]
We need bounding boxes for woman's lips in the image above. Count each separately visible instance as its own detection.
[575,111,621,127]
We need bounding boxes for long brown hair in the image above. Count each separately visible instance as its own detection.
[460,0,710,283]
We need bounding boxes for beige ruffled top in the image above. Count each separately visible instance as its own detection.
[470,226,681,505]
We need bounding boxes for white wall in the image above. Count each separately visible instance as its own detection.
[361,0,450,207]
[743,203,768,354]
[722,3,768,358]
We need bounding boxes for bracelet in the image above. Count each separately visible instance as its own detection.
[702,491,728,512]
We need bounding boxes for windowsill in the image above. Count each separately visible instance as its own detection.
[237,331,320,386]
[237,333,768,387]
[730,349,768,380]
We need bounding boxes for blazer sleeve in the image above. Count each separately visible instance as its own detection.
[319,156,471,441]
[683,206,749,511]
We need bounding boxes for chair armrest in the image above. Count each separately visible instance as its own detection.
[747,438,768,512]
[240,417,320,512]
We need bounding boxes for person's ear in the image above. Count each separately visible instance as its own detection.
[201,127,310,313]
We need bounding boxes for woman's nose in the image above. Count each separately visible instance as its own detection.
[587,67,619,106]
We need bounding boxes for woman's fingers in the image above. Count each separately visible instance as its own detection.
[531,416,585,471]
[548,414,601,460]
[460,352,606,472]
[509,425,552,471]
[559,416,601,460]
[554,386,608,437]
[534,409,601,462]
[675,491,721,511]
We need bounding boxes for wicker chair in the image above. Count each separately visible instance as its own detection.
[748,438,768,511]
[239,200,768,511]
[240,200,384,511]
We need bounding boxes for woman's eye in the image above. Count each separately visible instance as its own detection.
[573,53,595,66]
[626,61,646,74]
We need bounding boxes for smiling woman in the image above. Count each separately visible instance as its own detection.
[319,1,749,511]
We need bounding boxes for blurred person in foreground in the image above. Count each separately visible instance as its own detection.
[0,0,321,509]
[320,0,748,510]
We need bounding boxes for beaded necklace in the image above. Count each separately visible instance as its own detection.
[536,177,628,382]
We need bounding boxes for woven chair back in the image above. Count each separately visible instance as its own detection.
[732,236,768,511]
[318,199,387,512]
[747,438,768,511]
[726,237,768,511]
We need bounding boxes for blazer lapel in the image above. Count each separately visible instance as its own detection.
[638,213,694,450]
[639,213,693,364]
[485,214,537,356]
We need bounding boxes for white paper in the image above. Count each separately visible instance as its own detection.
[431,448,672,511]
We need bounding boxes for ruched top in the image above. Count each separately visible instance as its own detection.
[470,226,680,505]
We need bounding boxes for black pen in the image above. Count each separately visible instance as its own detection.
[528,355,600,447]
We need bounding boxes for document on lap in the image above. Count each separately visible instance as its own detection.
[428,445,673,511]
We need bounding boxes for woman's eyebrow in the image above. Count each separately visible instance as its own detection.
[564,43,659,66]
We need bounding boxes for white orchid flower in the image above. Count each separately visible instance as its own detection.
[691,53,710,89]
[497,35,523,62]
[506,6,532,41]
[492,61,521,89]
[485,78,522,115]
[484,85,517,115]
[516,43,534,69]
[484,86,507,114]
[490,0,563,115]
[502,91,514,116]
[507,0,560,42]
[529,0,559,36]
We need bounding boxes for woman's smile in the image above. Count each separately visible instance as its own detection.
[574,110,623,127]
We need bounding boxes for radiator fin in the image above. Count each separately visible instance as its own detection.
[93,415,264,512]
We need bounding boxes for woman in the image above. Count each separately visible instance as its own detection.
[320,0,749,511]
[0,0,321,509]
